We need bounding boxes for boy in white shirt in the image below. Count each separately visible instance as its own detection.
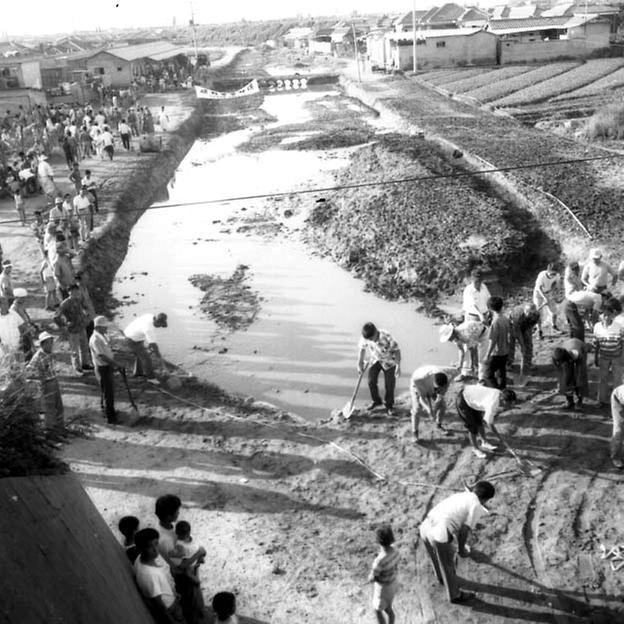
[455,385,517,458]
[170,520,205,585]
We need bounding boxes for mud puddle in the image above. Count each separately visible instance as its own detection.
[112,90,456,420]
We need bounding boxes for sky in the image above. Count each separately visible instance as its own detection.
[2,0,496,37]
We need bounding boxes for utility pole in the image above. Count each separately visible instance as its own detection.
[412,0,418,73]
[352,22,361,83]
[190,1,199,63]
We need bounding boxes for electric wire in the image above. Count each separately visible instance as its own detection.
[0,153,618,227]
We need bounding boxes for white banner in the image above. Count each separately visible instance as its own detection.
[194,79,259,100]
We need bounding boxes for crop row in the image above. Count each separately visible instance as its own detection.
[552,66,624,101]
[440,65,532,95]
[422,66,490,86]
[465,61,579,102]
[491,57,624,107]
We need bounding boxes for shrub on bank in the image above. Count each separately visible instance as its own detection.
[585,103,624,139]
[0,354,67,477]
[305,136,542,307]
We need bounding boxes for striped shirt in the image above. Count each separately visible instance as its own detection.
[594,321,623,359]
[371,547,399,585]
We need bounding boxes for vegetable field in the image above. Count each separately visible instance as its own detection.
[417,58,624,124]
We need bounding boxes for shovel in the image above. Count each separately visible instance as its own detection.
[341,365,368,420]
[120,367,139,414]
[499,437,541,477]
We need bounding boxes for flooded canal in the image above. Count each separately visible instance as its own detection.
[113,90,456,420]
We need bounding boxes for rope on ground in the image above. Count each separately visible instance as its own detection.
[143,381,526,492]
[0,154,621,227]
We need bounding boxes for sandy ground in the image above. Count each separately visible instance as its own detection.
[3,51,624,624]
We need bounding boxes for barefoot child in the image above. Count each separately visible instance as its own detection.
[368,524,399,624]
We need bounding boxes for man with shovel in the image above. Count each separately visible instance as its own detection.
[357,322,401,416]
[89,315,125,424]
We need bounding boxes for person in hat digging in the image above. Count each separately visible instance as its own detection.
[89,316,125,424]
[439,320,487,382]
[357,322,401,416]
[0,259,14,309]
[10,288,38,361]
[582,249,617,295]
[25,331,64,428]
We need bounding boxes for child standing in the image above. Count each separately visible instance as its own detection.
[170,520,205,585]
[118,515,140,563]
[14,188,26,226]
[368,525,399,624]
[39,251,58,311]
[212,591,238,624]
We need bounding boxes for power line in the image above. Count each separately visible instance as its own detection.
[0,153,619,227]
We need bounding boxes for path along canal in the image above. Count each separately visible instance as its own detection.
[112,89,456,421]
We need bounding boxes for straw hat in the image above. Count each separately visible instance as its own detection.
[13,288,27,298]
[94,315,108,327]
[439,324,455,343]
[590,248,603,259]
[38,331,54,343]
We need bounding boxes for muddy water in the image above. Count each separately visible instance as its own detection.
[113,91,456,421]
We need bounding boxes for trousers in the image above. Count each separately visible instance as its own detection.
[598,357,624,404]
[368,361,396,408]
[420,520,460,602]
[68,330,91,371]
[95,364,116,421]
[611,392,624,461]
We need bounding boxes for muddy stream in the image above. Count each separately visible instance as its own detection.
[113,90,455,421]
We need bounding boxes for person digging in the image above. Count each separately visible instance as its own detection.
[357,322,401,416]
[455,384,517,459]
[409,366,451,442]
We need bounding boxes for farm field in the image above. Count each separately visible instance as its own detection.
[418,58,624,125]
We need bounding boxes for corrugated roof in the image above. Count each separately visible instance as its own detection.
[388,28,495,41]
[489,12,598,34]
[104,40,178,61]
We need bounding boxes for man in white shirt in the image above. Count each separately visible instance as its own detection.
[89,316,124,424]
[409,365,450,441]
[73,186,94,241]
[462,269,490,323]
[581,248,617,294]
[37,154,58,200]
[124,312,168,378]
[533,263,560,339]
[134,528,186,623]
[455,384,517,458]
[419,481,495,604]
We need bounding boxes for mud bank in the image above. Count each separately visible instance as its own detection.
[340,76,592,265]
[77,98,204,311]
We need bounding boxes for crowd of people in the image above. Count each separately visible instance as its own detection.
[0,99,173,200]
[117,494,238,624]
[353,252,624,619]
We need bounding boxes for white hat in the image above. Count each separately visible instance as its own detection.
[94,315,108,327]
[439,324,455,342]
[13,288,27,298]
[39,154,48,160]
[38,331,54,343]
[590,248,603,259]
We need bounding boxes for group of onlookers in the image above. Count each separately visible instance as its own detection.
[117,494,238,624]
